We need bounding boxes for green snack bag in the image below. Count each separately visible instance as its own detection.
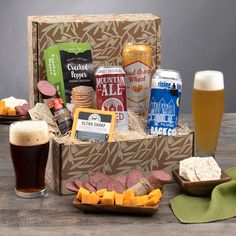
[44,43,94,107]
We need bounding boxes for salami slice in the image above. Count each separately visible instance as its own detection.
[82,182,96,192]
[89,171,111,188]
[37,80,57,97]
[73,179,82,189]
[147,170,172,186]
[22,103,30,113]
[15,105,28,116]
[107,179,125,193]
[126,170,144,188]
[114,175,127,188]
[96,181,109,190]
[65,181,78,193]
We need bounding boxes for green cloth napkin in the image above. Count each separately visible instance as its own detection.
[170,166,236,223]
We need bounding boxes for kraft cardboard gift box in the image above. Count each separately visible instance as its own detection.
[28,13,194,195]
[46,133,194,195]
[28,13,161,107]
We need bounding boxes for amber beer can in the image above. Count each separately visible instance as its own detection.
[122,43,152,115]
[95,66,128,132]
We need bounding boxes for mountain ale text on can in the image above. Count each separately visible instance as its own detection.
[95,66,128,132]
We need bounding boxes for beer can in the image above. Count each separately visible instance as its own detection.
[95,66,128,132]
[122,43,152,115]
[147,69,182,136]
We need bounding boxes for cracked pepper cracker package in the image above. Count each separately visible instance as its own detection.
[44,43,95,107]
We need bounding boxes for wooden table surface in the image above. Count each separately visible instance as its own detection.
[0,114,235,236]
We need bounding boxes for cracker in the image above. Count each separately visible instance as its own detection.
[179,157,199,181]
[194,156,221,181]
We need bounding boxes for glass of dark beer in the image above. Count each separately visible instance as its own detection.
[9,120,49,198]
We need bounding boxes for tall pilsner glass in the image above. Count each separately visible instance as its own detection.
[9,120,49,198]
[192,71,224,157]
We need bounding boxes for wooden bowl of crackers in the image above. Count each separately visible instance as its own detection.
[172,157,232,196]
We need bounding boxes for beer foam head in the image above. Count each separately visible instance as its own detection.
[10,121,49,146]
[194,70,224,91]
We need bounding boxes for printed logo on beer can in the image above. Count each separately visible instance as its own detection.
[147,69,182,136]
[95,66,128,132]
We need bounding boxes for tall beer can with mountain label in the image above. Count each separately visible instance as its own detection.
[147,69,182,136]
[122,43,152,115]
[95,66,128,132]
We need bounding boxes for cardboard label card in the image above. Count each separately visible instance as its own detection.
[71,108,116,142]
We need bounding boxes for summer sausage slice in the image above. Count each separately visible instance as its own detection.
[37,80,57,97]
[65,181,78,193]
[126,170,144,188]
[89,171,111,188]
[107,179,125,193]
[73,179,83,189]
[22,103,30,113]
[82,182,96,192]
[147,170,172,187]
[15,105,28,116]
[114,175,127,188]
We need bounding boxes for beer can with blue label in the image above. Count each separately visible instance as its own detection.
[147,69,182,136]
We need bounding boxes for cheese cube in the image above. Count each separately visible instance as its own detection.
[115,193,123,205]
[90,192,100,204]
[0,107,8,115]
[131,195,149,206]
[102,191,115,205]
[8,108,16,116]
[96,189,107,197]
[0,100,5,107]
[76,187,90,201]
[145,195,160,206]
[148,189,162,199]
[123,189,135,200]
[81,192,91,204]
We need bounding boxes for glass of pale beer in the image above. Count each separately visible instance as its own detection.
[9,120,49,198]
[192,71,224,157]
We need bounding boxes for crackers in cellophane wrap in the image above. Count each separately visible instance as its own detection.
[29,103,59,133]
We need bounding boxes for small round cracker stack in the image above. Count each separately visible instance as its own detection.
[71,86,95,112]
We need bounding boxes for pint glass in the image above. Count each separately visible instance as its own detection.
[192,71,224,157]
[9,120,49,198]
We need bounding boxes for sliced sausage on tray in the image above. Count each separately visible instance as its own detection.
[147,170,172,186]
[82,182,96,192]
[107,179,125,193]
[89,171,111,188]
[114,175,127,188]
[73,179,83,189]
[65,181,78,193]
[126,169,144,188]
